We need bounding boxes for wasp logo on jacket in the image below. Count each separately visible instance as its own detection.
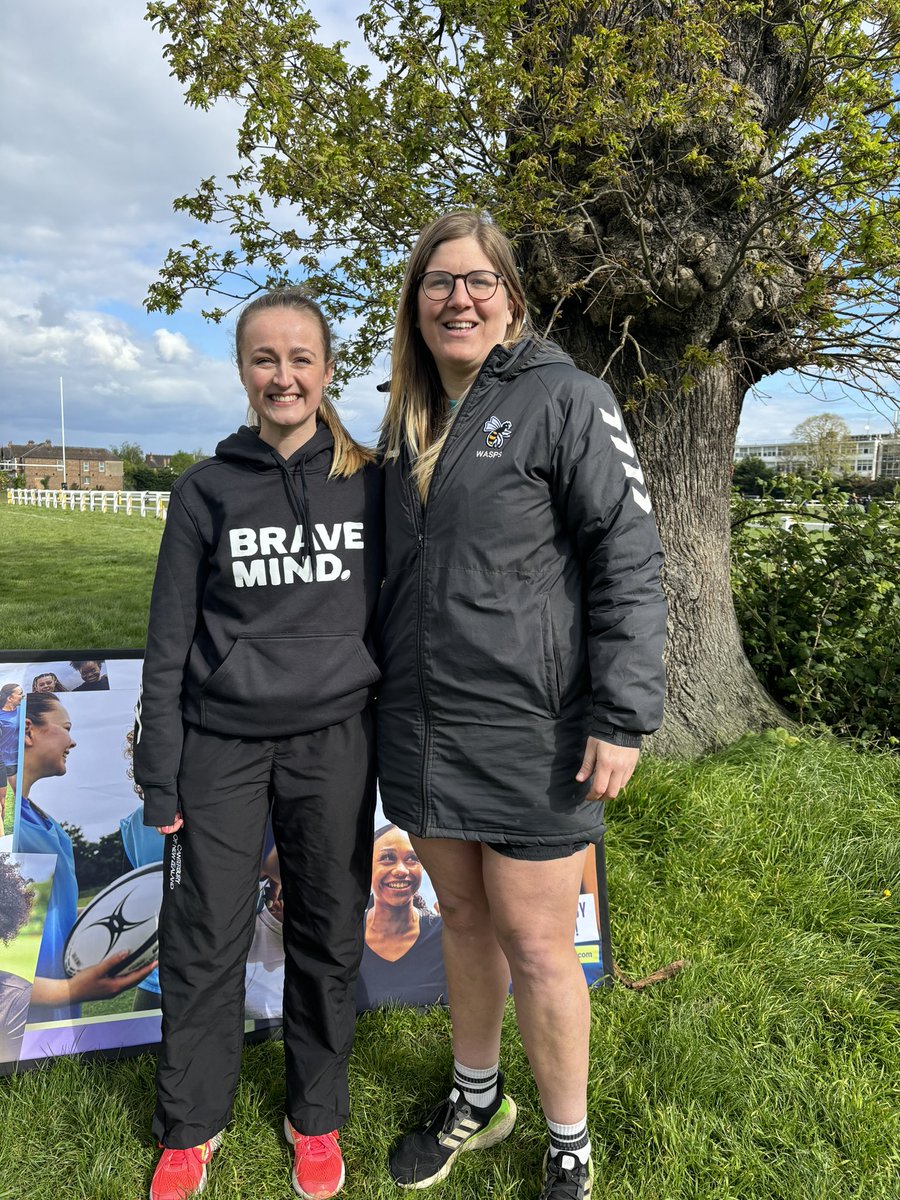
[598,405,653,513]
[228,522,365,587]
[477,415,513,458]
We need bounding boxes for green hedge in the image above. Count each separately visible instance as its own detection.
[731,478,899,747]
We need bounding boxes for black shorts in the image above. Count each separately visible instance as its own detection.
[486,840,589,861]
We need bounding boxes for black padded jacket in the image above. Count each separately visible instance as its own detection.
[376,338,667,846]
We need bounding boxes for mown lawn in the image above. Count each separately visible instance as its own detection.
[0,503,161,648]
[0,500,897,1199]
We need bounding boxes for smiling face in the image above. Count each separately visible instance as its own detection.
[416,235,514,397]
[372,828,423,908]
[32,675,57,694]
[238,307,334,455]
[77,661,102,684]
[2,686,24,710]
[26,703,76,780]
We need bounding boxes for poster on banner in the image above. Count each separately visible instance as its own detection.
[0,650,612,1074]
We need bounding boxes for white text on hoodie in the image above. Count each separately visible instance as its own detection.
[229,522,364,586]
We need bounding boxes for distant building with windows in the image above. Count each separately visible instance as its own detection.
[143,452,175,470]
[0,440,124,490]
[734,431,900,480]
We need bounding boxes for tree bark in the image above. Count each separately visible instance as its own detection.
[555,328,792,757]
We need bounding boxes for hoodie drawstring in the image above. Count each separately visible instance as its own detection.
[272,452,318,579]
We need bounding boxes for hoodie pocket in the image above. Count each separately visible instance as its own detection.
[199,634,380,736]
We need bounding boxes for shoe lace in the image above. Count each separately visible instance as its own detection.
[542,1155,586,1200]
[160,1144,208,1170]
[426,1096,464,1136]
[295,1132,338,1159]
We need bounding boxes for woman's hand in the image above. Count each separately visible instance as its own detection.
[576,738,639,800]
[31,954,157,1007]
[156,812,183,835]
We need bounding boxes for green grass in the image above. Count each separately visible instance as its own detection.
[0,503,161,648]
[1,503,898,1198]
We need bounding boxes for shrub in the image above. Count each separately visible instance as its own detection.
[731,477,899,746]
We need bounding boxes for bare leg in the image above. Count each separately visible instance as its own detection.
[410,837,510,1068]
[482,846,590,1124]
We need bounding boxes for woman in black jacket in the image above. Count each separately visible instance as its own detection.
[134,289,381,1200]
[378,212,667,1200]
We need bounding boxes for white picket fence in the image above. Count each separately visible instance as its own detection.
[5,488,170,519]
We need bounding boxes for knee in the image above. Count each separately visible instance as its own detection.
[436,893,492,940]
[494,925,571,984]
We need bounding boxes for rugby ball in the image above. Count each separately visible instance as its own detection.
[63,862,163,977]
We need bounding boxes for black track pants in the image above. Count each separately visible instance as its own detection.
[152,708,376,1147]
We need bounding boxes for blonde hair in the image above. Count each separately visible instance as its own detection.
[381,212,528,500]
[236,288,374,478]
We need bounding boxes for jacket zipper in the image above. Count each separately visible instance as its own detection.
[405,463,432,831]
[407,363,497,832]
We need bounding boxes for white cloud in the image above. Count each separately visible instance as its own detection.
[154,329,193,364]
[81,321,142,372]
[0,300,141,373]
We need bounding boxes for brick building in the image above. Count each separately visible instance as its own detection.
[1,440,124,490]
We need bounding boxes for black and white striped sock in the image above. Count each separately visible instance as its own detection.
[451,1060,499,1110]
[547,1115,591,1165]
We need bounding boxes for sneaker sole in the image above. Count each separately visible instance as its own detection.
[395,1096,518,1190]
[283,1117,346,1200]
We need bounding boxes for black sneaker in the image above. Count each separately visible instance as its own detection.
[389,1076,517,1188]
[538,1151,594,1200]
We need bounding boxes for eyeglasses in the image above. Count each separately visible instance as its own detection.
[418,270,505,301]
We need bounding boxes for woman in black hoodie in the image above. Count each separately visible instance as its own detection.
[134,290,382,1200]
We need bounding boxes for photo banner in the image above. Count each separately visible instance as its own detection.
[0,649,612,1075]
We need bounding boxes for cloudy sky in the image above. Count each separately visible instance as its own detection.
[1,2,895,459]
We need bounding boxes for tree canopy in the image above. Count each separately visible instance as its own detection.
[145,0,900,753]
[169,449,207,474]
[147,0,900,404]
[109,440,145,467]
[732,454,774,494]
[791,412,853,473]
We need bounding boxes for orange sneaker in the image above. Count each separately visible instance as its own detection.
[283,1118,345,1199]
[149,1134,221,1200]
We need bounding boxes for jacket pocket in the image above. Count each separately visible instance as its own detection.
[540,595,562,717]
[199,634,380,736]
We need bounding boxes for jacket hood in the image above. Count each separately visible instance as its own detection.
[376,336,575,395]
[489,336,575,382]
[215,421,335,472]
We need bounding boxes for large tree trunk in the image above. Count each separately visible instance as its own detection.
[557,329,791,757]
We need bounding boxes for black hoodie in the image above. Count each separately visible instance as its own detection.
[134,423,383,826]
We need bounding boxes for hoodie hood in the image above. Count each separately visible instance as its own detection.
[215,421,335,473]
